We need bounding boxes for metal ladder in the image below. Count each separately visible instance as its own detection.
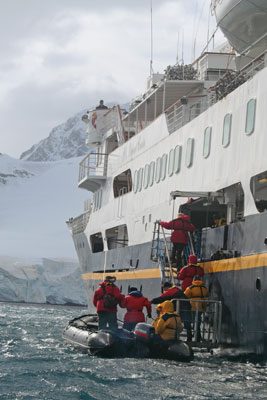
[151,221,179,286]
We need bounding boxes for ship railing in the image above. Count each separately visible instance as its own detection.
[172,298,223,347]
[66,211,91,235]
[209,49,267,104]
[151,221,176,285]
[165,95,208,134]
[79,152,108,181]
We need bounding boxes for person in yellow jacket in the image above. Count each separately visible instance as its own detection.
[153,300,183,342]
[184,275,209,341]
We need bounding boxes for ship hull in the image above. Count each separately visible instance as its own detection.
[73,212,267,355]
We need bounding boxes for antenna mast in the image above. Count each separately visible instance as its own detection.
[150,0,154,77]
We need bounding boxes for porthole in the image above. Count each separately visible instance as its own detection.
[222,114,232,147]
[203,127,212,158]
[174,145,181,173]
[133,170,138,193]
[149,161,155,187]
[245,99,256,135]
[256,278,261,291]
[155,157,161,183]
[138,168,143,192]
[185,138,194,168]
[144,164,149,189]
[168,149,174,176]
[161,154,167,181]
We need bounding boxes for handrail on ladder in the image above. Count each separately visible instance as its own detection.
[151,221,175,286]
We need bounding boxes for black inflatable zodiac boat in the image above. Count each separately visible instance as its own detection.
[62,314,193,361]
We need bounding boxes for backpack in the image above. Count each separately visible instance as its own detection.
[102,285,118,309]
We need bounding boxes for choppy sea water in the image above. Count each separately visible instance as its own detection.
[1,303,267,400]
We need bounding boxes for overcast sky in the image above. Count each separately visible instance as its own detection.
[0,0,223,159]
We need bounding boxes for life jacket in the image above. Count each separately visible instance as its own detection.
[184,280,209,312]
[121,291,151,323]
[178,264,204,290]
[93,282,124,312]
[160,215,195,244]
[154,300,183,341]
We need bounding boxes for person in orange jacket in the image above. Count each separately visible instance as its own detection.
[178,254,204,291]
[184,275,209,341]
[153,300,183,342]
[160,213,195,270]
[121,287,151,331]
[93,276,124,330]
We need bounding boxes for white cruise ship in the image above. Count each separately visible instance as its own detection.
[67,0,267,354]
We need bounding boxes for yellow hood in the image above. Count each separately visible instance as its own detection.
[160,300,174,313]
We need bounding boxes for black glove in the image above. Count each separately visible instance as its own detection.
[147,313,152,318]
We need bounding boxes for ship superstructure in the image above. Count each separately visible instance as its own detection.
[67,0,267,354]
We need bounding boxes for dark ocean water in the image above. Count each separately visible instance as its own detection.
[1,303,267,400]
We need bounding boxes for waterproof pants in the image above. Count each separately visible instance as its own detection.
[171,243,185,270]
[192,311,202,341]
[97,311,118,330]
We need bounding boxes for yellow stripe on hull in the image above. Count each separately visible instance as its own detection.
[82,253,267,282]
[202,253,267,274]
[82,268,161,281]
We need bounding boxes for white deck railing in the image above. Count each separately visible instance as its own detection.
[165,96,209,134]
[79,152,108,182]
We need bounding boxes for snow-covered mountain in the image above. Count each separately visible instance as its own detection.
[0,256,87,305]
[20,110,89,161]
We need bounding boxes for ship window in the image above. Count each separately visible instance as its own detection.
[133,170,138,193]
[245,99,256,135]
[113,169,132,198]
[174,145,181,173]
[161,154,167,181]
[149,161,155,186]
[155,157,161,183]
[250,170,267,212]
[185,138,194,168]
[203,127,212,158]
[106,224,128,249]
[90,232,104,253]
[138,168,143,191]
[168,149,174,176]
[222,114,232,147]
[143,164,149,189]
[94,191,99,210]
[98,189,102,208]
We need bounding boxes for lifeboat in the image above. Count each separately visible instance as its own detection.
[213,0,267,57]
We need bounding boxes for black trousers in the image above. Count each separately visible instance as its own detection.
[171,242,185,269]
[97,311,118,330]
[123,322,137,331]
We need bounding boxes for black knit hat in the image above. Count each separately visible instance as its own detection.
[104,276,116,283]
[163,282,172,288]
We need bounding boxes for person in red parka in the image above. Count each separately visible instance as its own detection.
[160,213,195,270]
[93,276,124,330]
[178,254,204,291]
[121,287,152,331]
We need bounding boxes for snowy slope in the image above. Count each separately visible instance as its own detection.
[0,154,89,258]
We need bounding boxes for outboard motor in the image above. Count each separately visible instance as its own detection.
[134,323,155,343]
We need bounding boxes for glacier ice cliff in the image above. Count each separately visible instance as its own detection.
[0,257,88,305]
